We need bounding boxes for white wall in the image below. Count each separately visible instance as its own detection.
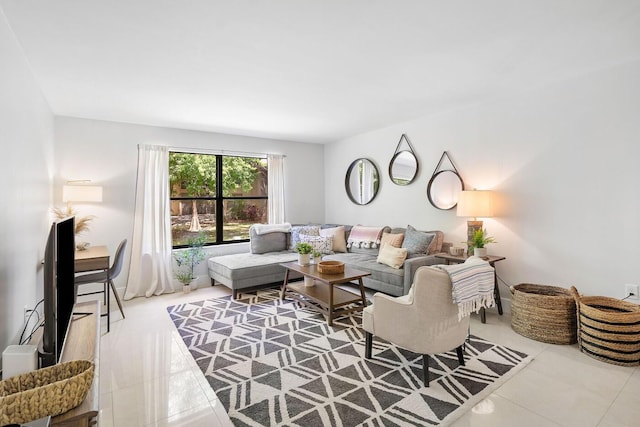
[0,9,54,355]
[325,60,640,303]
[54,117,325,293]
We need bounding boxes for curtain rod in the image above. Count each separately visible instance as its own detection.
[169,146,286,158]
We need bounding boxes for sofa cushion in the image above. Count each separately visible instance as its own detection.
[377,244,408,269]
[208,250,298,281]
[319,226,348,252]
[380,232,404,248]
[321,224,353,241]
[392,227,444,255]
[401,225,435,258]
[249,226,288,254]
[300,234,333,254]
[289,225,320,249]
[324,252,404,288]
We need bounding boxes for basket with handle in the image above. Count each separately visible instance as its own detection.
[570,286,640,366]
[0,359,94,425]
[510,283,577,344]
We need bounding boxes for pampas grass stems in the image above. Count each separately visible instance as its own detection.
[52,203,94,235]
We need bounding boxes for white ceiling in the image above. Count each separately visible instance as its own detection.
[2,1,639,143]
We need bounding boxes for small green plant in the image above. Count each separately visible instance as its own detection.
[174,233,207,285]
[295,242,313,255]
[469,228,497,249]
[313,250,322,259]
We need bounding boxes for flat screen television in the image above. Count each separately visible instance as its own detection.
[41,216,75,367]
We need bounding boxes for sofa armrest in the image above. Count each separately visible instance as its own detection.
[402,255,440,295]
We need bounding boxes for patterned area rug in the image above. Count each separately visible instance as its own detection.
[167,290,530,426]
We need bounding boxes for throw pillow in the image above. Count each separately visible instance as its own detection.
[380,232,404,248]
[300,234,334,254]
[290,225,320,249]
[319,226,348,252]
[376,243,408,269]
[402,225,435,258]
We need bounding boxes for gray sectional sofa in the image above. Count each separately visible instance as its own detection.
[207,223,449,298]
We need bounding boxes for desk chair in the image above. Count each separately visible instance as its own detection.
[75,239,127,332]
[363,265,469,387]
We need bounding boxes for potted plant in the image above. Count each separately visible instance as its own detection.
[312,250,322,264]
[295,242,313,266]
[174,233,206,293]
[468,228,496,258]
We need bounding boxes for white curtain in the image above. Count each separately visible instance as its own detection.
[267,154,285,224]
[124,144,175,300]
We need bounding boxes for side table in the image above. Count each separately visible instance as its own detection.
[435,253,506,323]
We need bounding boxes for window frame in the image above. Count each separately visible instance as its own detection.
[169,152,268,248]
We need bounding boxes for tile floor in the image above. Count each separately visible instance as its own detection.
[96,284,640,427]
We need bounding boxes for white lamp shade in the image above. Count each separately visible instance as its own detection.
[456,190,494,218]
[62,185,103,202]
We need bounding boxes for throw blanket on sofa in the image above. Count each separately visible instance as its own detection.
[253,223,291,235]
[347,225,384,249]
[435,257,495,320]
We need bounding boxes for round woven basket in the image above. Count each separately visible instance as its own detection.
[0,359,94,425]
[510,283,577,344]
[317,260,345,275]
[570,287,640,366]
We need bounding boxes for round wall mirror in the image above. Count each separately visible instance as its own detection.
[389,151,418,185]
[345,158,380,205]
[426,170,464,210]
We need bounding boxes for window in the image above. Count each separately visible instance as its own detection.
[169,152,268,247]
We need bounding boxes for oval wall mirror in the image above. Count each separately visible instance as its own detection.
[426,170,465,210]
[389,151,418,185]
[345,158,380,205]
[389,134,419,185]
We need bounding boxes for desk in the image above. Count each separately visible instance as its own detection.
[75,246,109,273]
[435,253,506,323]
[75,246,111,332]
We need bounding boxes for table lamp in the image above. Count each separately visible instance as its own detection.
[54,181,103,243]
[456,189,494,253]
[62,184,103,203]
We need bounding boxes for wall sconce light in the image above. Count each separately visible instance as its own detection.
[456,189,494,252]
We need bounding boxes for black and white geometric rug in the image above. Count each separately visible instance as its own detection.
[167,290,531,426]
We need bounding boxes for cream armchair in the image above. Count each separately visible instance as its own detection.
[363,265,469,387]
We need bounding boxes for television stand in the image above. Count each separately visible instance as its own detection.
[52,300,101,427]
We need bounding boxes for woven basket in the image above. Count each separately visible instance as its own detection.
[570,287,640,366]
[317,260,345,275]
[510,283,577,344]
[0,359,94,425]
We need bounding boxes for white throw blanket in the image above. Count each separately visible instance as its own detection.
[435,257,495,320]
[253,223,291,235]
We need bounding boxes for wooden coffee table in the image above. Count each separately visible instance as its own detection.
[280,262,370,326]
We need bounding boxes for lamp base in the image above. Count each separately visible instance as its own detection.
[466,220,483,256]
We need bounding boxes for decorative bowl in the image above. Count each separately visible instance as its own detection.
[317,260,345,275]
[449,247,465,256]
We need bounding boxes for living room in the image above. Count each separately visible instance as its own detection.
[1,1,639,426]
